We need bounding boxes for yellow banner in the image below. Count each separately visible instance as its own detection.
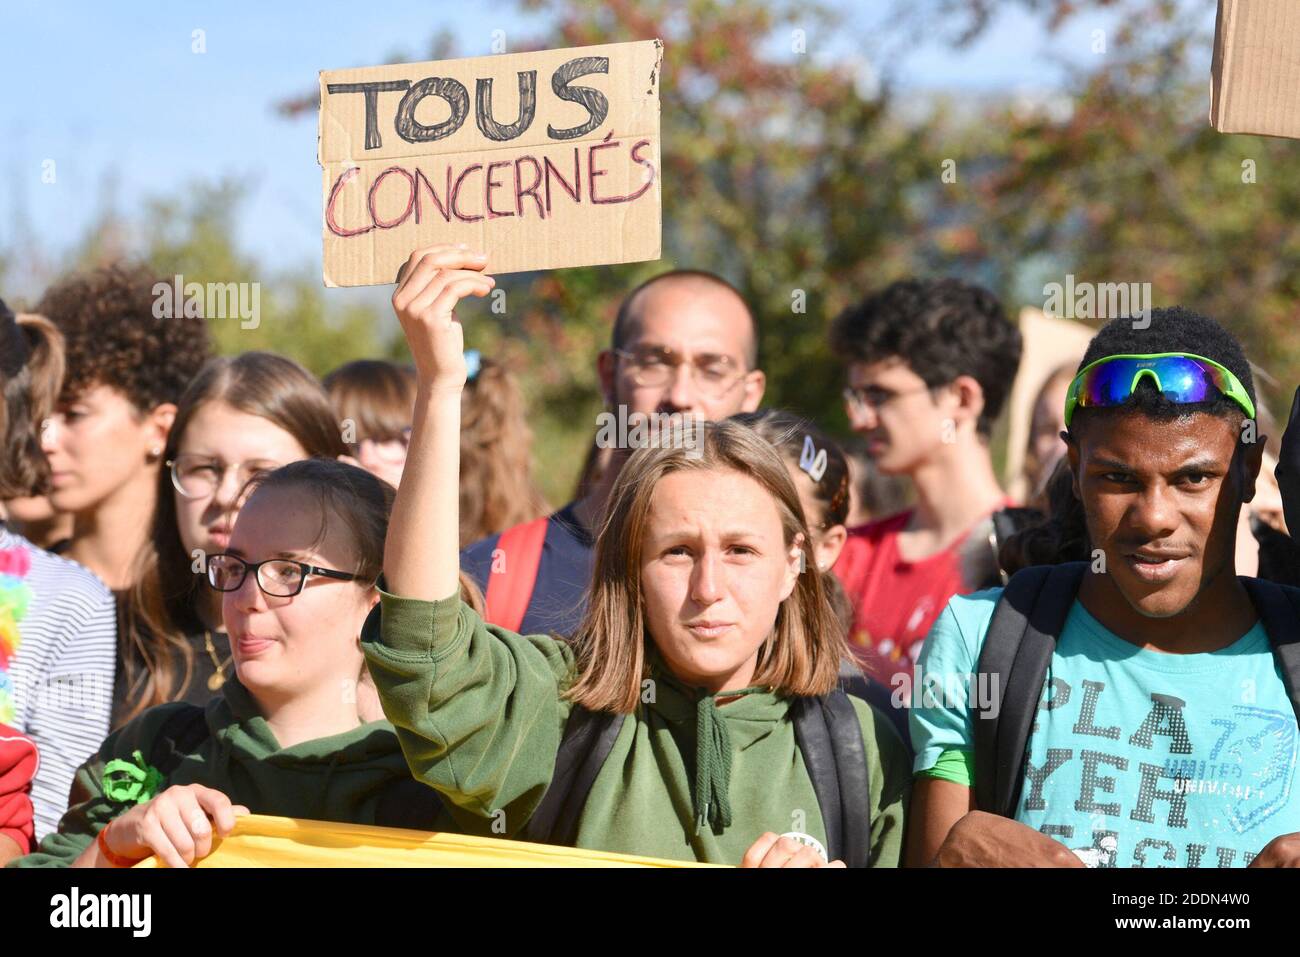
[134,814,724,868]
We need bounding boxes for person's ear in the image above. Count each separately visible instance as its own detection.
[816,523,847,571]
[780,534,804,601]
[948,374,986,431]
[145,403,177,461]
[1239,428,1266,504]
[597,349,618,409]
[740,369,766,413]
[354,591,382,649]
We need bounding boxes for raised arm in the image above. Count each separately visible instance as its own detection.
[385,245,494,602]
[365,246,573,834]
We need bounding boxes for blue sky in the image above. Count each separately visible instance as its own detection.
[0,0,1208,300]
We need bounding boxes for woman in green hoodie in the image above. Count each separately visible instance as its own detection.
[365,245,910,867]
[15,458,450,868]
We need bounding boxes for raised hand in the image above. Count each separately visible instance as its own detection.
[383,246,493,603]
[391,245,495,393]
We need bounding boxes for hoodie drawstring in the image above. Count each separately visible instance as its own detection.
[693,694,733,835]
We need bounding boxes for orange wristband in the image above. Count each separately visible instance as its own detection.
[96,820,147,868]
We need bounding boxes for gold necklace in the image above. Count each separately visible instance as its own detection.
[203,630,232,691]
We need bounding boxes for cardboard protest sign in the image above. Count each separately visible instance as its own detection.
[1001,307,1094,503]
[319,40,663,287]
[1211,0,1300,140]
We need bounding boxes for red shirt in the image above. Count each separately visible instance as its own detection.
[834,508,990,687]
[0,724,37,856]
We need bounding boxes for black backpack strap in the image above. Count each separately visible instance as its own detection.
[1239,577,1300,723]
[521,705,625,846]
[791,696,843,863]
[973,565,1048,814]
[149,704,210,780]
[974,562,1086,816]
[823,690,871,868]
[790,691,873,868]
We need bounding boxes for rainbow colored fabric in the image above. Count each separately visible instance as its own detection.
[0,546,33,725]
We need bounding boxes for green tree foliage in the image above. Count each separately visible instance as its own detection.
[20,0,1300,498]
[507,0,1300,428]
[496,0,944,432]
[945,0,1300,421]
[61,178,404,379]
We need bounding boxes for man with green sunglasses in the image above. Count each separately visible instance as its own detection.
[909,306,1300,868]
[1064,352,1256,428]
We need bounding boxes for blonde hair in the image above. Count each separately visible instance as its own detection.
[459,358,548,545]
[566,419,847,713]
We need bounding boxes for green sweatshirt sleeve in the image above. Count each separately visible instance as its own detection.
[853,697,911,868]
[359,589,577,837]
[9,704,191,868]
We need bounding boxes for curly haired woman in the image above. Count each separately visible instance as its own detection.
[36,264,213,592]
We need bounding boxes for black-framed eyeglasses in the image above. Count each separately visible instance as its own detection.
[613,346,745,398]
[205,553,359,598]
[168,454,282,500]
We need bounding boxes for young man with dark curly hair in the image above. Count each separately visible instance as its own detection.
[910,307,1300,868]
[36,264,212,591]
[828,278,1023,687]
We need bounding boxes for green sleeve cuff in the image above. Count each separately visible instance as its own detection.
[374,582,464,660]
[916,749,974,786]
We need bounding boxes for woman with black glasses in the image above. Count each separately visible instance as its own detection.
[116,353,349,727]
[16,460,462,868]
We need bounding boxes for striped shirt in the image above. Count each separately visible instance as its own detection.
[2,527,116,840]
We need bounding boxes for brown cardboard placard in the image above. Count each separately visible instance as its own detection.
[1211,0,1300,140]
[1001,307,1094,503]
[319,40,663,287]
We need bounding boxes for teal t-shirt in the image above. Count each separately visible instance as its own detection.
[911,588,1300,868]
